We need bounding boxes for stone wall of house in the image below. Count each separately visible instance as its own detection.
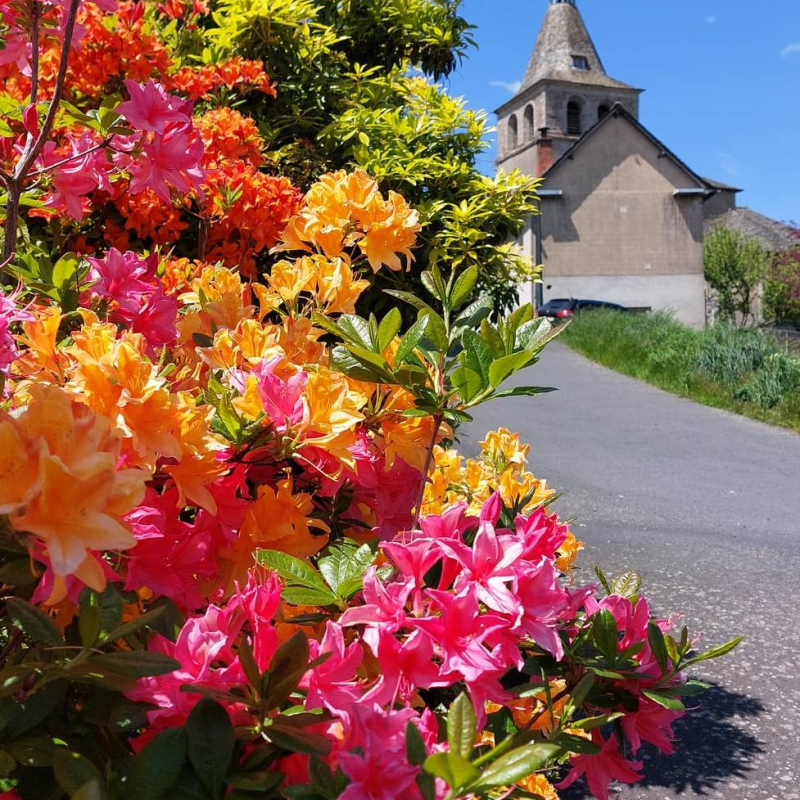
[531,113,707,327]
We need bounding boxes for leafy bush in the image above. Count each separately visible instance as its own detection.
[0,2,738,800]
[764,248,800,328]
[704,227,769,325]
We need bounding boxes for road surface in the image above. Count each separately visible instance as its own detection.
[463,342,800,799]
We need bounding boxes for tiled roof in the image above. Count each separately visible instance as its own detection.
[706,208,799,253]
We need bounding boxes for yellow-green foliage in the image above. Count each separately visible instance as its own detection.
[200,0,539,314]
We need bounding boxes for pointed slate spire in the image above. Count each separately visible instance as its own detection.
[520,0,633,91]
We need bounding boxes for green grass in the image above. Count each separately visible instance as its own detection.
[560,310,800,433]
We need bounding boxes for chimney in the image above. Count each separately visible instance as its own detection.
[536,127,554,176]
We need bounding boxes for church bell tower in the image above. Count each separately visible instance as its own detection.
[495,0,643,176]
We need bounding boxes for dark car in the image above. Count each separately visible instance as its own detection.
[536,298,627,319]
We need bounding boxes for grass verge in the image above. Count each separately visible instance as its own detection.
[560,310,800,433]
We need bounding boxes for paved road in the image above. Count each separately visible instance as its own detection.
[463,342,800,799]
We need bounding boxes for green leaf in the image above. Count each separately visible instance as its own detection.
[562,673,594,720]
[337,315,373,349]
[383,289,438,318]
[461,328,492,384]
[641,690,686,712]
[681,637,744,669]
[5,598,64,646]
[281,587,339,606]
[52,749,102,795]
[450,265,479,310]
[450,366,482,403]
[78,605,102,648]
[673,679,712,696]
[394,313,430,364]
[488,351,533,388]
[570,712,625,730]
[447,693,476,760]
[126,732,187,800]
[612,570,642,599]
[470,742,562,791]
[330,345,386,382]
[256,550,331,594]
[453,296,493,330]
[186,698,235,800]
[267,725,332,756]
[261,632,309,709]
[318,541,374,597]
[0,749,15,776]
[80,585,123,642]
[405,721,427,766]
[377,308,402,352]
[88,651,180,677]
[592,609,619,663]
[100,605,167,644]
[553,733,601,755]
[490,385,556,399]
[423,752,478,791]
[594,565,612,595]
[52,253,80,291]
[647,622,669,675]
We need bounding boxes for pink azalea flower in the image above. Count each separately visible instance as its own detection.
[251,356,307,431]
[339,705,427,800]
[126,604,247,744]
[128,123,205,203]
[117,79,192,133]
[361,628,441,705]
[621,698,684,755]
[303,622,363,719]
[513,507,569,563]
[511,559,570,660]
[414,585,510,717]
[339,566,412,649]
[436,517,522,615]
[0,284,33,389]
[556,731,643,800]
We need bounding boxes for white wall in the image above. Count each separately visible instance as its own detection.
[519,273,707,329]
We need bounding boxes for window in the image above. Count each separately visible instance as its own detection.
[572,55,589,70]
[598,104,610,121]
[507,114,518,150]
[524,105,535,141]
[566,101,582,136]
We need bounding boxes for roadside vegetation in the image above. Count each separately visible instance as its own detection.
[561,310,800,432]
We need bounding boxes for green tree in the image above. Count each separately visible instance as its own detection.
[202,0,539,314]
[764,245,800,328]
[704,227,769,326]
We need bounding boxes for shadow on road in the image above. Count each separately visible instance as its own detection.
[560,684,765,798]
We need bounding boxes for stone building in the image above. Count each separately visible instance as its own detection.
[495,0,768,328]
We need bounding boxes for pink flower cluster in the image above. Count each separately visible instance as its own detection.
[29,80,205,220]
[0,285,33,389]
[126,495,685,800]
[83,247,178,348]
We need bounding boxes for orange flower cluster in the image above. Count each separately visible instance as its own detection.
[279,170,421,272]
[0,384,148,601]
[113,188,189,248]
[259,254,370,315]
[166,58,277,101]
[196,107,264,169]
[202,163,303,272]
[65,3,172,99]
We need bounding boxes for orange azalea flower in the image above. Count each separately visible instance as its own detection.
[555,531,584,574]
[516,773,560,800]
[180,264,255,331]
[275,170,420,271]
[301,366,364,470]
[15,307,64,381]
[222,477,329,588]
[0,385,147,603]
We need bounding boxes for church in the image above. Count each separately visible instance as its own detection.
[495,0,747,328]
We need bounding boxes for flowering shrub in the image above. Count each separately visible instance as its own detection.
[0,1,739,799]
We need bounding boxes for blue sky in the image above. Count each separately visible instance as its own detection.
[444,0,800,223]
